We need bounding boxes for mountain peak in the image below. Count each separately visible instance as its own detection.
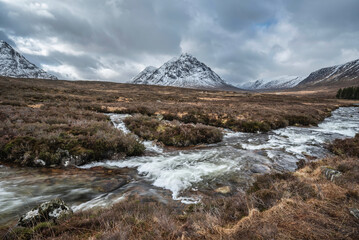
[178,52,194,59]
[0,40,8,48]
[0,40,57,80]
[131,53,234,89]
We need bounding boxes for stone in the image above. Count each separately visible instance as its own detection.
[321,167,342,181]
[34,159,46,166]
[250,164,271,174]
[18,198,72,227]
[349,208,359,219]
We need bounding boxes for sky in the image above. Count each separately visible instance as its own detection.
[0,0,358,85]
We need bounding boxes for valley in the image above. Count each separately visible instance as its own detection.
[1,76,359,239]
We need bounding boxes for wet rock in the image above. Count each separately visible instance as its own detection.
[250,164,271,174]
[349,208,359,219]
[215,186,231,194]
[321,167,342,181]
[18,198,72,227]
[34,159,46,166]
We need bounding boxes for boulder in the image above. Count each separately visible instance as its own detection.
[18,198,72,227]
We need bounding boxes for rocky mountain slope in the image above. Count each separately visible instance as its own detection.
[298,59,359,87]
[131,53,236,90]
[240,75,305,90]
[0,40,57,80]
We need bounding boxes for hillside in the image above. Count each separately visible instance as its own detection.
[240,75,305,90]
[298,59,359,87]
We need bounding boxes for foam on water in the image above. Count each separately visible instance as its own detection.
[88,107,359,202]
[108,114,131,134]
[82,147,245,203]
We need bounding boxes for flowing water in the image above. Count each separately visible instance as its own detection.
[1,107,358,224]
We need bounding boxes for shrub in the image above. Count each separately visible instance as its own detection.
[124,114,223,147]
[0,106,144,167]
[329,133,359,157]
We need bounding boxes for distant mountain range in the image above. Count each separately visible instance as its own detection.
[297,59,359,87]
[241,58,359,90]
[131,53,237,90]
[1,39,357,90]
[239,75,305,90]
[0,40,57,80]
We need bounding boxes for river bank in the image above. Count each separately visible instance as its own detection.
[2,149,359,239]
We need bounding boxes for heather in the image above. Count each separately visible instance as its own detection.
[123,114,223,147]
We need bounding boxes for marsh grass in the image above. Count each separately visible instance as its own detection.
[123,114,223,147]
[0,104,144,167]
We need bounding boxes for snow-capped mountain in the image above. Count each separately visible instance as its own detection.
[0,40,57,80]
[131,53,235,89]
[240,75,305,90]
[298,59,359,87]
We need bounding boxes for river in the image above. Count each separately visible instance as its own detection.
[1,107,358,224]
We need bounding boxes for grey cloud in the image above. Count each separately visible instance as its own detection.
[0,0,358,84]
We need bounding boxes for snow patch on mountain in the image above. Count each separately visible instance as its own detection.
[0,40,57,80]
[299,58,359,86]
[131,53,233,89]
[240,75,305,90]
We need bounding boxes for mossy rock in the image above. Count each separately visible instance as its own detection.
[18,198,73,227]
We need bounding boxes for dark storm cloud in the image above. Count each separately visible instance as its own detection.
[0,0,358,84]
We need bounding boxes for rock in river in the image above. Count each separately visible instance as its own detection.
[18,198,72,227]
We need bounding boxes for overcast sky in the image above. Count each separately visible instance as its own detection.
[1,0,358,84]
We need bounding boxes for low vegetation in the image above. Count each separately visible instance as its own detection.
[329,133,359,158]
[336,86,359,99]
[0,105,144,167]
[1,76,349,167]
[124,114,223,147]
[3,155,358,239]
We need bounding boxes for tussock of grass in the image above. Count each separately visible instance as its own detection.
[124,114,223,147]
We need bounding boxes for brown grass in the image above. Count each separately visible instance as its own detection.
[329,133,359,158]
[123,114,223,147]
[0,76,352,133]
[1,76,353,166]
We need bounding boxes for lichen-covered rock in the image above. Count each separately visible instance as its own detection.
[18,198,72,227]
[321,167,342,181]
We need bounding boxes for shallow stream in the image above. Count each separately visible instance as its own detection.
[1,107,358,224]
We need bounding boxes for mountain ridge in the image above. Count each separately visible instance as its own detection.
[240,75,305,90]
[298,58,359,87]
[131,53,237,90]
[0,40,57,80]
